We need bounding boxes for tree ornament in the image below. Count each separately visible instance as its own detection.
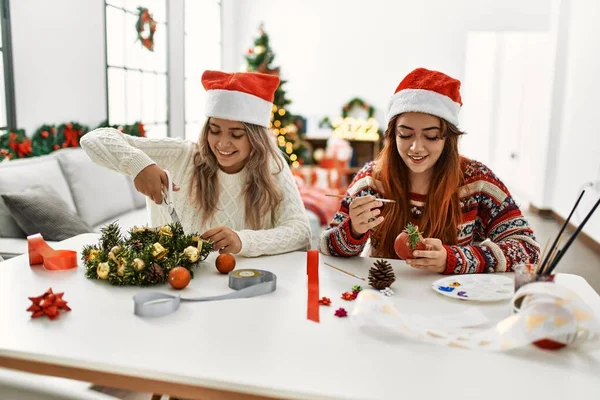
[159,225,173,238]
[183,246,200,263]
[152,242,168,260]
[129,239,144,252]
[110,245,122,255]
[133,258,146,272]
[394,222,427,260]
[97,262,110,280]
[117,262,126,277]
[368,259,396,290]
[145,263,164,284]
[216,253,236,274]
[168,266,191,290]
[86,249,101,262]
[352,285,363,293]
[341,291,357,301]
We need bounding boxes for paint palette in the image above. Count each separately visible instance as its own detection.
[431,274,514,302]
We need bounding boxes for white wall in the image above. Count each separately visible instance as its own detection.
[221,0,552,128]
[551,0,600,243]
[10,0,107,134]
[168,0,185,139]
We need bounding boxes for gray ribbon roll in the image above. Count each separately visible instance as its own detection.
[133,269,277,318]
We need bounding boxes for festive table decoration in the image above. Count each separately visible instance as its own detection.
[368,259,396,290]
[394,222,427,260]
[352,285,363,293]
[334,307,348,318]
[136,7,157,51]
[27,288,71,320]
[341,291,357,301]
[352,282,600,352]
[215,252,236,274]
[168,266,191,290]
[319,297,331,306]
[82,222,213,287]
[28,233,78,270]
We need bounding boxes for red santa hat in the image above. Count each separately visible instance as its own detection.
[202,70,280,128]
[386,68,462,126]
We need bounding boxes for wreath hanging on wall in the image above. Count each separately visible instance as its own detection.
[341,97,375,119]
[136,7,157,52]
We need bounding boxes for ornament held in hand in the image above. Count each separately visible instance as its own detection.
[394,222,427,260]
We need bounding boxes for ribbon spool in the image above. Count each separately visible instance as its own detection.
[27,233,78,270]
[133,269,277,318]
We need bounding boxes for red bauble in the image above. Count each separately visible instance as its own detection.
[216,253,236,274]
[168,266,191,290]
[394,229,427,259]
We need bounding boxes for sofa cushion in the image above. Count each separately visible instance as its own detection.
[2,184,92,241]
[0,156,77,238]
[53,148,137,227]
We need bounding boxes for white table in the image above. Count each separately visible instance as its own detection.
[1,233,600,400]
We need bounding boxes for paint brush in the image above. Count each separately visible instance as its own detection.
[325,194,396,204]
[323,262,367,281]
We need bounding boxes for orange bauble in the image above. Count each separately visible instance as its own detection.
[216,253,236,274]
[168,266,191,290]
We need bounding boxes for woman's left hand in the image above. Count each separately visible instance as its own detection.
[405,238,447,273]
[201,226,242,254]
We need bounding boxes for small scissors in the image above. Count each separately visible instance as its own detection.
[161,170,180,224]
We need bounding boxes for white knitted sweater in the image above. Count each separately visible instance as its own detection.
[80,128,311,257]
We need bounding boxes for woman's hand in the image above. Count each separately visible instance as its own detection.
[348,195,384,239]
[405,238,447,273]
[134,165,180,205]
[201,226,242,254]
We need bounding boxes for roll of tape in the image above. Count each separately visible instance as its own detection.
[133,269,277,318]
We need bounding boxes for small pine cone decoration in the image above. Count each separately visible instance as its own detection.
[129,239,144,251]
[145,263,165,284]
[369,259,396,290]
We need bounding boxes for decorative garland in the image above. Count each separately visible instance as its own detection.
[82,222,214,287]
[136,7,157,52]
[341,97,375,119]
[0,120,146,161]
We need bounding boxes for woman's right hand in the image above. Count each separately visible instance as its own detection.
[134,164,180,205]
[348,195,384,238]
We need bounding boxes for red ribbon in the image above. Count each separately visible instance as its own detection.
[27,234,77,270]
[307,250,320,323]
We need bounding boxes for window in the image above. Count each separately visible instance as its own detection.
[105,0,168,138]
[0,0,16,133]
[184,0,222,141]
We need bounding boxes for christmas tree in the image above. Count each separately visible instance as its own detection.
[244,23,311,167]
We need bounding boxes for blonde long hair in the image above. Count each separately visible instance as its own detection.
[191,119,285,229]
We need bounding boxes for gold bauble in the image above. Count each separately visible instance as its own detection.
[159,225,173,237]
[133,258,146,271]
[117,262,126,277]
[87,249,101,262]
[97,262,110,280]
[254,45,266,55]
[110,245,122,255]
[183,246,200,263]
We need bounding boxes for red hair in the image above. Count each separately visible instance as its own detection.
[371,117,465,258]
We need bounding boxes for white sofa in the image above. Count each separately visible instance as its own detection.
[0,148,148,259]
[0,147,322,259]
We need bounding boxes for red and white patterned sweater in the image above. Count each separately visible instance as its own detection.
[319,159,540,274]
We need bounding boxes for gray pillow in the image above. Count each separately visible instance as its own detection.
[1,185,92,241]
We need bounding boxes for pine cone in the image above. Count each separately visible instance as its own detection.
[145,263,164,284]
[129,239,144,251]
[369,259,396,290]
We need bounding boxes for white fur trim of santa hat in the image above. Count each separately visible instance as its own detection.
[205,89,273,128]
[386,88,461,126]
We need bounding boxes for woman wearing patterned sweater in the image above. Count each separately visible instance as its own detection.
[320,68,540,274]
[81,70,311,258]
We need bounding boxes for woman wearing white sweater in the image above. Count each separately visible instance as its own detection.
[80,70,311,258]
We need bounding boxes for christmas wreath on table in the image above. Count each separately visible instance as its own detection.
[136,7,157,51]
[81,222,214,287]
